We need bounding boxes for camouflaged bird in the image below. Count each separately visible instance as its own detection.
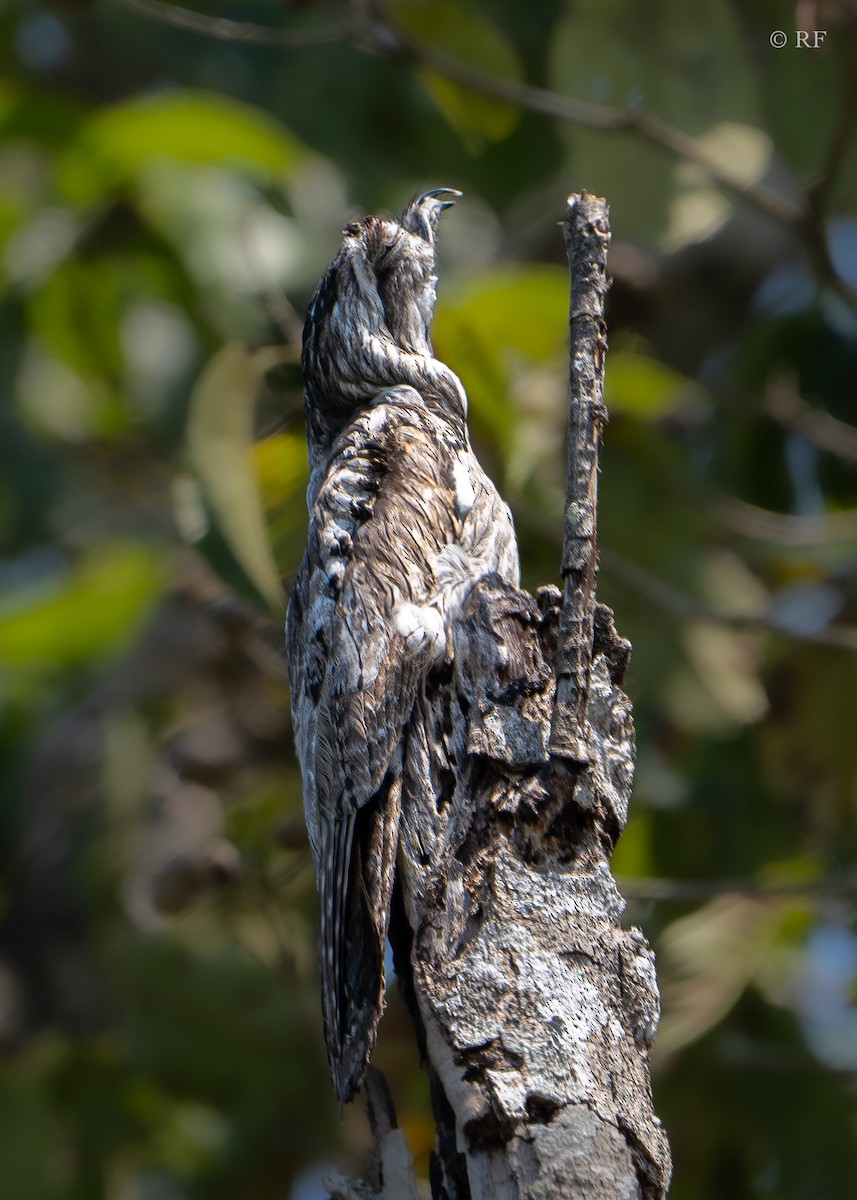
[287,190,520,1104]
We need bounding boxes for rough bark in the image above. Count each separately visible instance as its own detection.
[343,194,671,1198]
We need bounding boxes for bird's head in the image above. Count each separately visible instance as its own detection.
[400,187,462,244]
[339,187,461,354]
[302,189,464,466]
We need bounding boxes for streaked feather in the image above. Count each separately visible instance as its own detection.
[287,192,520,1103]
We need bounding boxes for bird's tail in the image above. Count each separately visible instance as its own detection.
[319,775,402,1105]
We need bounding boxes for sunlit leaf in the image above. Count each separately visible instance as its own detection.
[661,123,772,252]
[434,267,569,446]
[606,350,708,418]
[391,2,523,147]
[3,205,81,289]
[136,165,306,335]
[59,90,307,206]
[16,344,103,442]
[187,345,287,615]
[438,267,569,361]
[253,432,310,579]
[0,542,166,677]
[670,621,769,731]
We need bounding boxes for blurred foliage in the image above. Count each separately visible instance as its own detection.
[1,1,856,1198]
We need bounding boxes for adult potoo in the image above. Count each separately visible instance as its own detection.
[287,190,520,1104]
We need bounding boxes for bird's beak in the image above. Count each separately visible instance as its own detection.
[418,188,462,212]
[401,189,462,242]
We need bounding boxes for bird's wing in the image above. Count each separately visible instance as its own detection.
[286,386,461,1101]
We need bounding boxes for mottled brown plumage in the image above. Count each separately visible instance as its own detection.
[287,191,519,1103]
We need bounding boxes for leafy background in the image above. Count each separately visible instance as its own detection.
[1,1,856,1197]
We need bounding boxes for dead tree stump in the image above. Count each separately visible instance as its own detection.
[332,194,671,1200]
[394,194,671,1200]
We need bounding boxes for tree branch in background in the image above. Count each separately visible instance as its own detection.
[602,549,857,654]
[378,27,804,229]
[115,0,857,305]
[808,64,857,215]
[116,0,344,46]
[764,375,857,467]
[803,41,857,295]
[511,500,857,655]
[114,0,801,226]
[713,495,857,545]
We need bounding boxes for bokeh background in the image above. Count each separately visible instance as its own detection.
[2,1,857,1197]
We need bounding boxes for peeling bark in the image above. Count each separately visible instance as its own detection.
[391,195,671,1199]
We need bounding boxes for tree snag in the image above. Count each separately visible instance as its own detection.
[388,193,672,1199]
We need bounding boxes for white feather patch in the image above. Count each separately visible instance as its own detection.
[393,602,446,663]
[452,453,476,518]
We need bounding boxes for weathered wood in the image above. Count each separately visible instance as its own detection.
[325,1069,420,1200]
[389,195,671,1199]
[550,192,611,764]
[328,194,670,1199]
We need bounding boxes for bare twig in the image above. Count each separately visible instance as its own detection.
[116,0,344,47]
[115,0,857,307]
[115,0,800,229]
[384,30,803,230]
[602,548,857,654]
[388,194,670,1198]
[386,25,853,310]
[550,192,610,762]
[364,1069,420,1200]
[322,1070,419,1199]
[764,375,857,466]
[714,495,857,545]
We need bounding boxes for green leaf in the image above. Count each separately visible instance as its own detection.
[0,1040,68,1198]
[0,543,167,678]
[59,90,307,206]
[187,345,287,615]
[0,80,83,147]
[433,267,569,448]
[612,812,654,878]
[605,349,708,418]
[28,257,125,385]
[253,432,310,579]
[391,2,524,147]
[438,267,570,361]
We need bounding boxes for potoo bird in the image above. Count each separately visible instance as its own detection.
[287,190,520,1104]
